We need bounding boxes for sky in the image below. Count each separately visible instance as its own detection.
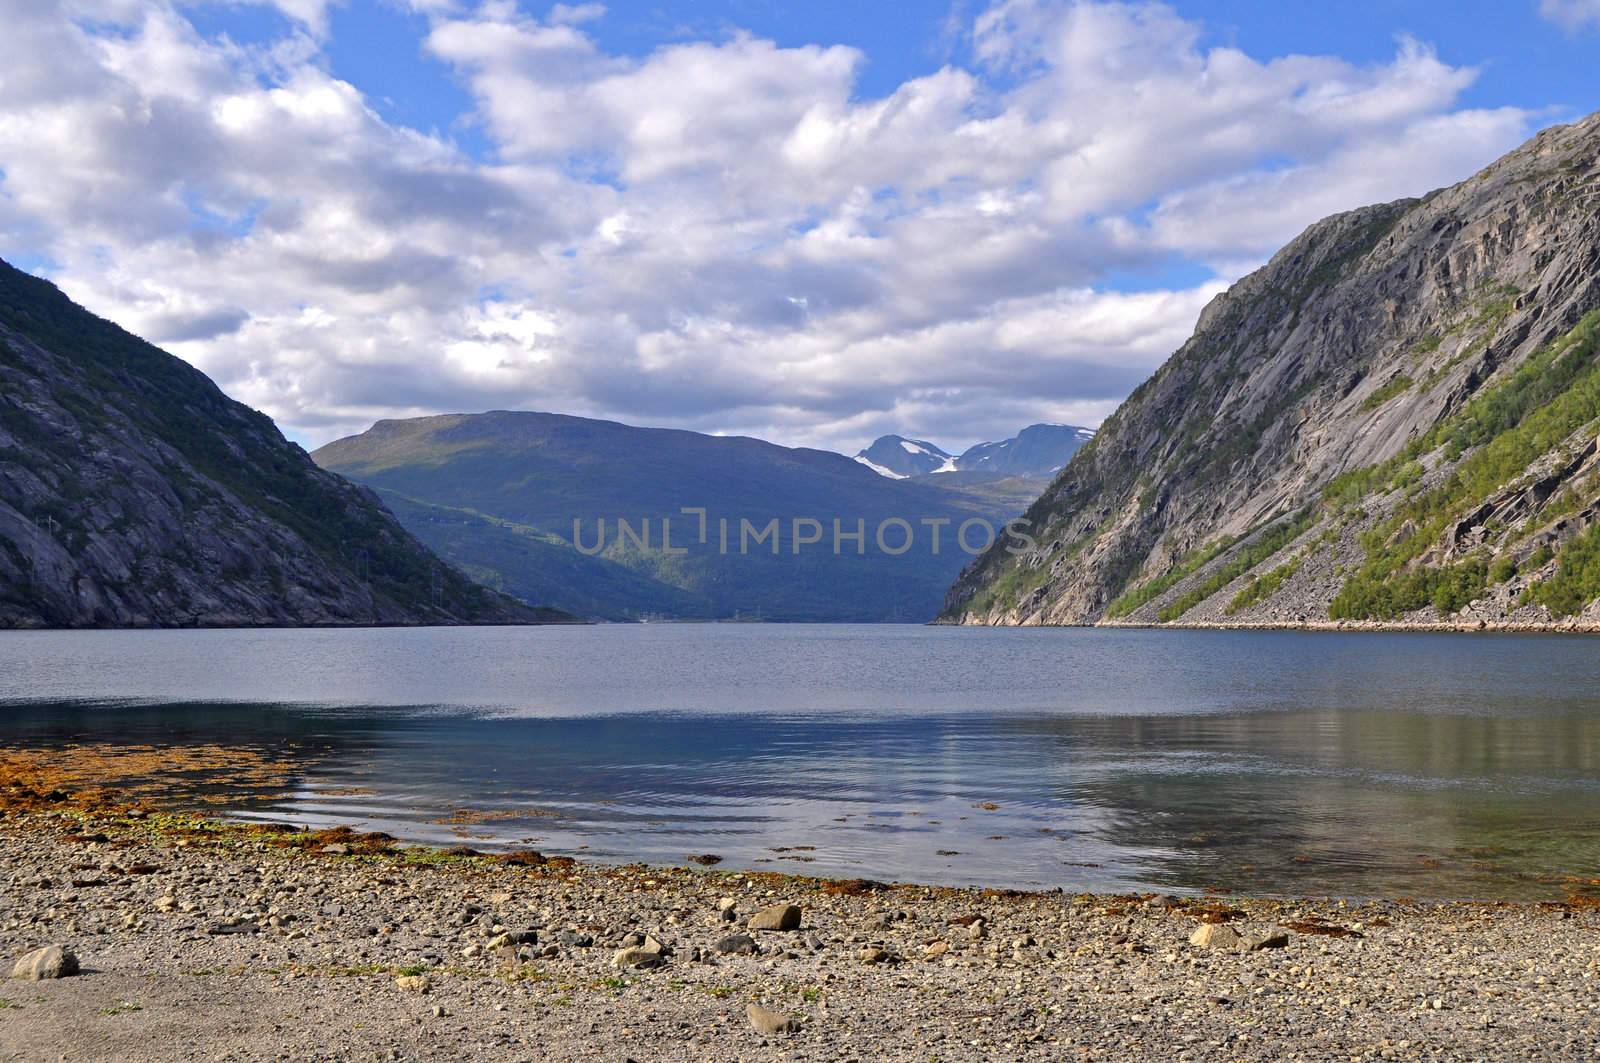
[2,1,1598,454]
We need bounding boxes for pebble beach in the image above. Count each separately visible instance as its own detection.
[1,791,1598,1062]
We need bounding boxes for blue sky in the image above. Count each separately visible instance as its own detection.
[185,1,1600,158]
[2,1,1597,451]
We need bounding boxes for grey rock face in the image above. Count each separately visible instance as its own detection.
[945,112,1600,628]
[0,259,542,629]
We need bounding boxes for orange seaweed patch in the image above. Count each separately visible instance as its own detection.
[498,850,549,867]
[1189,905,1246,924]
[267,825,397,856]
[432,807,562,826]
[1281,919,1363,938]
[1546,893,1600,911]
[819,877,890,896]
[0,744,299,814]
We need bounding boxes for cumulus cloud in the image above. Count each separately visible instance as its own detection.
[0,0,1545,453]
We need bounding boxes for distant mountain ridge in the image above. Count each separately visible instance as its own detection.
[315,411,1033,622]
[854,423,1095,481]
[853,436,956,478]
[0,258,547,628]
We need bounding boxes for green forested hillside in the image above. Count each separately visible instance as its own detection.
[316,412,1027,621]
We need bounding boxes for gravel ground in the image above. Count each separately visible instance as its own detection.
[0,808,1597,1062]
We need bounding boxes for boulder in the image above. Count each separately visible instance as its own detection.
[713,933,757,956]
[612,947,665,970]
[748,904,802,932]
[1189,923,1242,949]
[1244,930,1291,951]
[11,946,79,980]
[747,1003,799,1035]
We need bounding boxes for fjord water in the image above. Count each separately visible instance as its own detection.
[2,624,1597,899]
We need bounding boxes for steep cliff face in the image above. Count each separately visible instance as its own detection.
[0,259,545,628]
[945,112,1600,628]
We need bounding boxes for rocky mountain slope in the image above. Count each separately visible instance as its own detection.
[315,412,1025,622]
[944,112,1600,629]
[0,259,549,628]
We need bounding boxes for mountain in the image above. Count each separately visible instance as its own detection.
[854,424,1094,481]
[853,435,955,478]
[0,258,550,629]
[314,412,1020,622]
[956,424,1095,479]
[944,112,1600,629]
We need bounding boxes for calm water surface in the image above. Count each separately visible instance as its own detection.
[1,624,1597,899]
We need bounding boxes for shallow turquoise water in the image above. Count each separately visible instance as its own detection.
[1,624,1597,898]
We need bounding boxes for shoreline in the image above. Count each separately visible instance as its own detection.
[0,616,591,633]
[938,616,1600,634]
[1,789,1597,1059]
[1098,618,1600,634]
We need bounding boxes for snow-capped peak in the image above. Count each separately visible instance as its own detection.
[853,454,908,479]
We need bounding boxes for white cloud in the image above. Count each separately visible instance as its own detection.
[1540,0,1600,31]
[0,0,1547,454]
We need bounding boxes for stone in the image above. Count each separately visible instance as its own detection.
[319,843,350,856]
[154,895,177,912]
[748,904,802,932]
[923,941,950,958]
[555,930,593,948]
[640,933,668,956]
[858,946,890,964]
[713,933,757,956]
[804,932,825,951]
[1189,923,1243,949]
[1244,931,1291,951]
[612,947,665,970]
[487,929,538,949]
[718,897,739,923]
[746,1003,799,1035]
[208,920,257,935]
[11,946,79,980]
